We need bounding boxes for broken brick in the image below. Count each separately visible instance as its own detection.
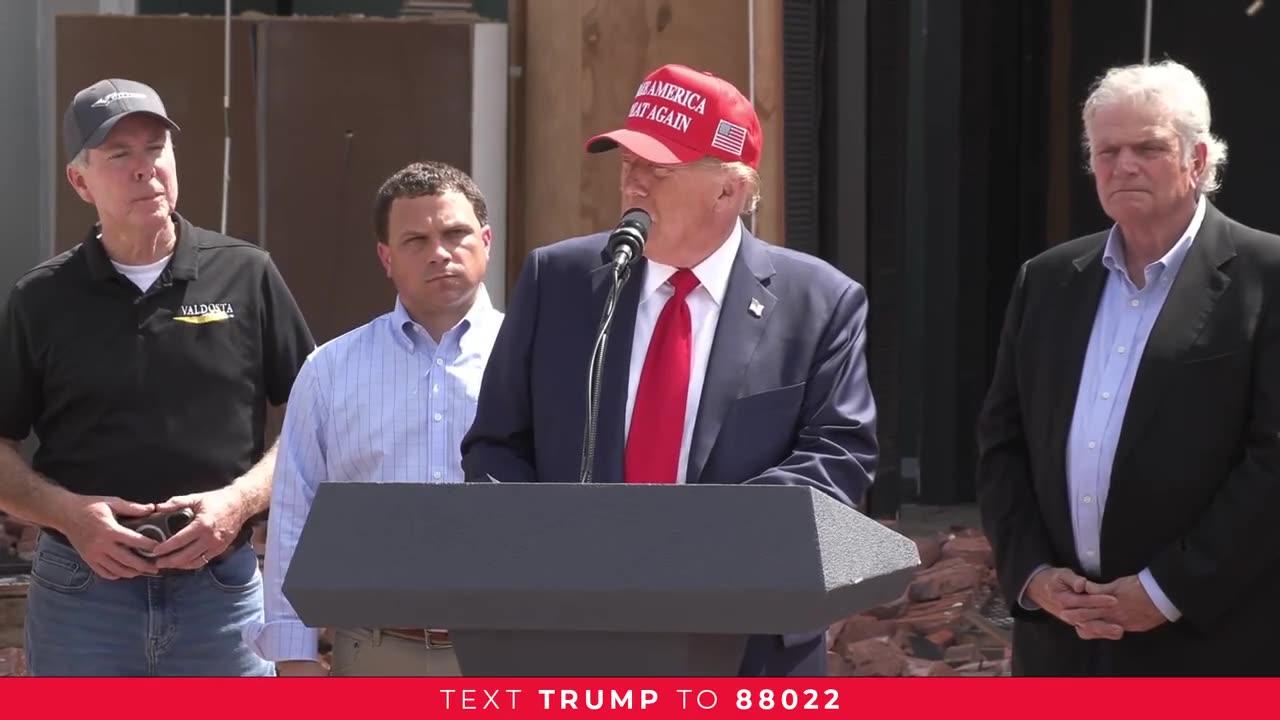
[940,534,994,568]
[863,597,908,620]
[925,629,955,649]
[907,558,986,602]
[842,637,908,677]
[0,647,26,677]
[833,615,895,647]
[826,651,855,676]
[912,532,946,570]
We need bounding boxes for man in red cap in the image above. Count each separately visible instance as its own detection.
[462,64,878,676]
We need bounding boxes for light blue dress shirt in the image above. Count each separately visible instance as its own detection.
[1060,194,1207,621]
[243,286,503,662]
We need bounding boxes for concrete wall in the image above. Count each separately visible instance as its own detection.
[0,0,136,296]
[0,1,41,294]
[471,22,508,309]
[0,0,134,456]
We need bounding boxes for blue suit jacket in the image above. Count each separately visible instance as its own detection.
[461,228,879,674]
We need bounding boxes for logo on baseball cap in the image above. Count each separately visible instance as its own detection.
[585,64,762,170]
[63,78,180,161]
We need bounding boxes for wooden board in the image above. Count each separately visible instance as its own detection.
[515,0,785,288]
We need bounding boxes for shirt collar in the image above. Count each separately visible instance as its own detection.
[390,283,495,352]
[83,212,200,283]
[1102,193,1206,286]
[640,218,742,306]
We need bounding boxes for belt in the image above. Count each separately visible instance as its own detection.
[41,526,251,568]
[380,627,453,648]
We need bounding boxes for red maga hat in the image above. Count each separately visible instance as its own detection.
[585,64,762,170]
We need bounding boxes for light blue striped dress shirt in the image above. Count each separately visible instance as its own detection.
[1064,194,1206,622]
[242,286,503,662]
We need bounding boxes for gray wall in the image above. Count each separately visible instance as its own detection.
[0,0,136,297]
[1,0,134,456]
[0,1,41,294]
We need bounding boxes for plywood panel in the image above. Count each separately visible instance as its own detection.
[259,17,473,345]
[519,0,783,283]
[751,0,786,247]
[55,14,261,253]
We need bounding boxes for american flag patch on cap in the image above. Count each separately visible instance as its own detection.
[709,119,747,157]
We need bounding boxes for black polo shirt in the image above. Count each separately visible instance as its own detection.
[0,213,314,504]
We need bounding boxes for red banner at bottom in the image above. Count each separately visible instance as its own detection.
[0,677,1261,717]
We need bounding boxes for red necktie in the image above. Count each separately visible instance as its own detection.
[625,269,701,484]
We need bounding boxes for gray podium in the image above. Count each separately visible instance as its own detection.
[283,483,920,676]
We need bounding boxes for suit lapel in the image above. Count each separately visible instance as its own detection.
[686,232,777,485]
[1045,240,1108,539]
[589,256,644,484]
[1109,205,1235,471]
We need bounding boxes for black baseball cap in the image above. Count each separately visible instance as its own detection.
[62,78,180,161]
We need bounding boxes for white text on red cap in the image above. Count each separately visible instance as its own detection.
[627,80,708,135]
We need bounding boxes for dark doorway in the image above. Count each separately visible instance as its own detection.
[860,0,1056,506]
[1066,1,1280,238]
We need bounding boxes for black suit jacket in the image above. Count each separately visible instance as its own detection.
[976,200,1280,675]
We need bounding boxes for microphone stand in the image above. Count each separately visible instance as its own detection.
[578,258,634,483]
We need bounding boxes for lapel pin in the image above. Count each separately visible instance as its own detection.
[748,298,764,318]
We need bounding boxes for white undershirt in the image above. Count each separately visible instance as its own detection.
[624,219,743,484]
[111,254,172,292]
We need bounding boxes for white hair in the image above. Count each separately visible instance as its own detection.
[1082,59,1228,195]
[691,157,761,215]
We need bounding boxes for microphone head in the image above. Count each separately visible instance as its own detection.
[617,208,651,238]
[607,208,650,265]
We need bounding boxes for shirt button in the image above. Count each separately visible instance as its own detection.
[436,358,444,366]
[433,385,439,393]
[1086,550,1096,557]
[1130,299,1140,307]
[1101,392,1111,400]
[1117,346,1126,353]
[433,413,443,422]
[433,471,442,480]
[1082,495,1093,504]
[1087,441,1097,449]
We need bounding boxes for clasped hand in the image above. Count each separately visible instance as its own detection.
[1025,567,1167,640]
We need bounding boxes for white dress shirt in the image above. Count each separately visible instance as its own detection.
[624,220,742,485]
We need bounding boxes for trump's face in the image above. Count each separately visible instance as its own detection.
[619,150,735,268]
[1087,101,1204,226]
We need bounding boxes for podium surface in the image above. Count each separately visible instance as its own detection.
[284,483,919,675]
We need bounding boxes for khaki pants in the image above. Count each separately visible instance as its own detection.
[329,628,460,676]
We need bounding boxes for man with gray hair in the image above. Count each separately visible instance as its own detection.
[0,78,313,675]
[976,59,1280,675]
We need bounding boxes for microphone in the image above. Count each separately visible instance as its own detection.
[579,209,650,483]
[606,208,650,272]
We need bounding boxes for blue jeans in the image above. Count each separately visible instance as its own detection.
[24,532,274,676]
